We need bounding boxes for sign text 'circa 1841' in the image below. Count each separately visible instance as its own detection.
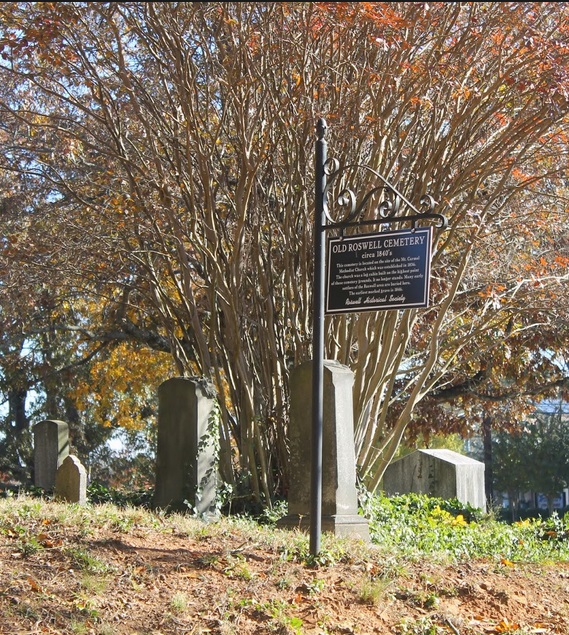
[326,227,433,314]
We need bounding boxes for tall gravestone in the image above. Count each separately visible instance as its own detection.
[153,377,219,515]
[278,360,369,540]
[33,420,69,491]
[55,455,87,505]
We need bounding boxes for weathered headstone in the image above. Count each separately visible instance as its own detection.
[55,455,87,504]
[278,360,369,540]
[33,420,69,491]
[153,377,219,516]
[382,448,486,511]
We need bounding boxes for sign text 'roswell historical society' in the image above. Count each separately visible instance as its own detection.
[326,227,433,314]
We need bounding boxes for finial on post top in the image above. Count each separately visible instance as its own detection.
[317,118,327,139]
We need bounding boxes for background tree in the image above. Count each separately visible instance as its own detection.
[1,2,569,500]
[488,428,531,520]
[0,291,173,483]
[493,398,569,518]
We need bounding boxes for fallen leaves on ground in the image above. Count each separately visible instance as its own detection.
[1,507,569,634]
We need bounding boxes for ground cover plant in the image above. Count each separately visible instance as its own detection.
[1,493,569,634]
[361,492,569,564]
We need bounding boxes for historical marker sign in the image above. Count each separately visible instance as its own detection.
[326,227,432,314]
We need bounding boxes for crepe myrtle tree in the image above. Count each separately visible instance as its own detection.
[1,2,569,501]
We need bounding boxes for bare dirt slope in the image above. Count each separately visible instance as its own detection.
[2,509,569,635]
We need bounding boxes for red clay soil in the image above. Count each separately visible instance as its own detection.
[2,514,569,634]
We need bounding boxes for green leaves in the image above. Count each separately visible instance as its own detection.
[361,491,569,563]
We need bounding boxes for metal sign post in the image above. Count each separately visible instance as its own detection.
[310,119,327,557]
[310,119,448,557]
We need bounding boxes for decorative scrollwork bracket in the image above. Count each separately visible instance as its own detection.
[318,127,447,233]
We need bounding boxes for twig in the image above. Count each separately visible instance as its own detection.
[446,618,460,635]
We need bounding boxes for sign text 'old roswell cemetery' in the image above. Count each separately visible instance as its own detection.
[326,227,432,314]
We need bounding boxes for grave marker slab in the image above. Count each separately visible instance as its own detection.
[382,449,486,510]
[55,455,87,504]
[278,360,369,540]
[33,420,69,491]
[153,377,219,516]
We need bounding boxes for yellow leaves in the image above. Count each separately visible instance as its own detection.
[73,342,176,432]
[429,506,470,527]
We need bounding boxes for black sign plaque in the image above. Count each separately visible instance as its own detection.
[326,227,432,314]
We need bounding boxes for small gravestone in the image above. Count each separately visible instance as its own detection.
[382,449,486,510]
[153,377,219,516]
[33,420,70,491]
[55,455,87,504]
[278,360,369,540]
